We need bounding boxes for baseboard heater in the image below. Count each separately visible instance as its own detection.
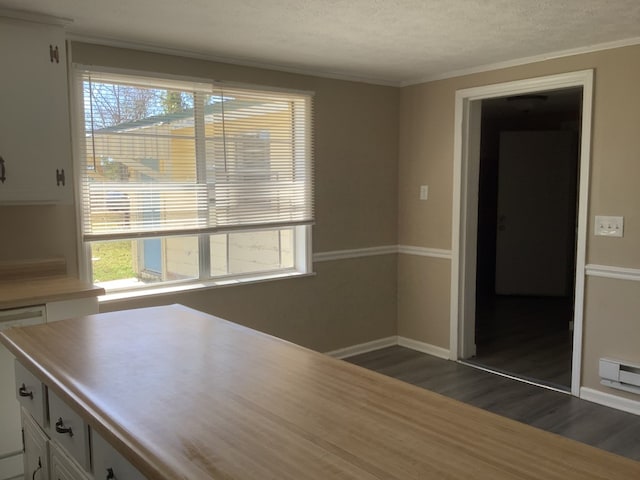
[599,358,640,395]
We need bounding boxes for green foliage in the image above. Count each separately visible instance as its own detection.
[91,241,135,283]
[162,91,186,114]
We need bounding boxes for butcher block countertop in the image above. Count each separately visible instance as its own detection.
[0,275,104,310]
[1,305,639,479]
[0,258,104,310]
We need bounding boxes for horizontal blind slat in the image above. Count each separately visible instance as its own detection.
[79,70,313,242]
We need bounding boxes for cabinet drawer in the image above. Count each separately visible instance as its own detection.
[48,389,90,470]
[14,360,47,426]
[92,430,146,480]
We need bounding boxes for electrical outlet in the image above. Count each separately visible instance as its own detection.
[595,215,624,237]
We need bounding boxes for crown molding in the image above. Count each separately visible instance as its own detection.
[401,36,640,87]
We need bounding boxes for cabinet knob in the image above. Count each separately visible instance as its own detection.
[106,468,115,479]
[55,417,74,437]
[18,383,33,399]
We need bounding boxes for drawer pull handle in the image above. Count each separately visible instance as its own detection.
[32,456,42,480]
[106,468,115,479]
[55,417,74,437]
[19,383,33,399]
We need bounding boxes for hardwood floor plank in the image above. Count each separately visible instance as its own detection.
[472,295,573,388]
[346,346,640,462]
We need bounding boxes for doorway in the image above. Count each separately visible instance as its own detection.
[450,71,594,396]
[468,89,582,390]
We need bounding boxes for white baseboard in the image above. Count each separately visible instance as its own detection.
[325,335,451,360]
[397,336,450,359]
[324,336,398,359]
[580,387,640,416]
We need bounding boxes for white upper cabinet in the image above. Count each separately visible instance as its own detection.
[0,17,72,204]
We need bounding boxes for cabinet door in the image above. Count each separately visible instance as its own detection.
[0,18,72,204]
[50,441,90,480]
[92,430,146,480]
[22,408,50,480]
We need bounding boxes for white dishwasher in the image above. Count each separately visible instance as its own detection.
[0,306,46,480]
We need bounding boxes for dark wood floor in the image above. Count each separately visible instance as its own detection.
[469,295,573,389]
[346,346,640,462]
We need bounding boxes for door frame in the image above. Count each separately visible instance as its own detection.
[449,70,594,396]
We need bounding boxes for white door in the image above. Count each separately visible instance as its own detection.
[495,130,577,296]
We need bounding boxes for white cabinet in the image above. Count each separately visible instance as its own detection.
[48,390,90,471]
[22,405,90,480]
[0,17,72,204]
[22,408,50,480]
[0,307,45,479]
[14,358,48,427]
[2,300,97,480]
[16,361,147,480]
[50,442,91,480]
[92,431,145,480]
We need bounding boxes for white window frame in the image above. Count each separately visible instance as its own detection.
[70,66,314,299]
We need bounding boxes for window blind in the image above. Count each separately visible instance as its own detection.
[78,68,314,242]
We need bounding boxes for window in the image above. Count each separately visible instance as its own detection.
[75,67,314,292]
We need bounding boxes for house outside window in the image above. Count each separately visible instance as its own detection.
[75,67,314,293]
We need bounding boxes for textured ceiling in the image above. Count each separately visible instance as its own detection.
[2,0,640,85]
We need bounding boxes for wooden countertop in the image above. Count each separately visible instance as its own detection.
[0,258,104,310]
[1,305,638,479]
[0,275,104,310]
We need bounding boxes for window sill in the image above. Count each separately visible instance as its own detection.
[99,270,316,304]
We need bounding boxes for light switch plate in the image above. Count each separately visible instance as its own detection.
[419,185,429,201]
[595,215,624,237]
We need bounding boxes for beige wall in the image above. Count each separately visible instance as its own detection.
[398,44,640,396]
[397,255,450,346]
[0,205,79,276]
[0,42,399,352]
[101,255,397,352]
[583,276,640,402]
